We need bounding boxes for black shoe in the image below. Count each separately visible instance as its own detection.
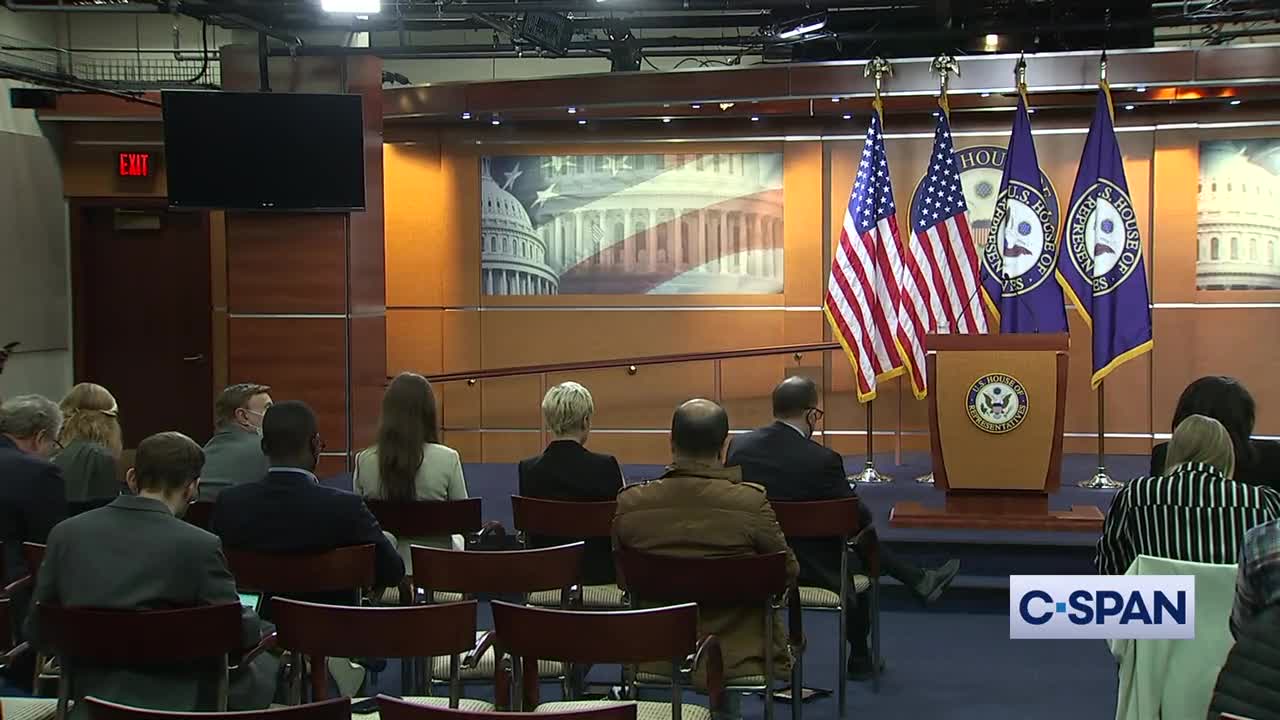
[846,655,885,682]
[912,559,960,605]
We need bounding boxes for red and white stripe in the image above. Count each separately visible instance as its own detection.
[902,212,989,339]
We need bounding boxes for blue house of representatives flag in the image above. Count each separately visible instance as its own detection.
[1059,85,1153,387]
[979,95,1069,334]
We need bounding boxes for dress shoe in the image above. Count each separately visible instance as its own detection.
[846,655,886,682]
[912,558,960,605]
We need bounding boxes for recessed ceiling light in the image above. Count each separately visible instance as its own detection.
[980,92,991,98]
[491,118,501,126]
[842,114,852,120]
[1028,108,1036,114]
[1135,85,1147,92]
[578,119,587,125]
[983,33,999,52]
[831,97,840,103]
[751,116,760,122]
[662,117,672,123]
[932,111,940,117]
[691,104,701,109]
[1230,99,1242,105]
[1124,104,1135,111]
[461,112,471,120]
[321,0,379,12]
[568,107,577,114]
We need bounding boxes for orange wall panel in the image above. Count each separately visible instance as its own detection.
[547,361,716,430]
[387,309,443,376]
[384,140,443,308]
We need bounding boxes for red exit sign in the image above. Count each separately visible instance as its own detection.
[117,152,152,178]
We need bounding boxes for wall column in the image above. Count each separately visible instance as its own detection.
[646,209,658,271]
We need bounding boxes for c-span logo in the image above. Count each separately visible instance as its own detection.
[1065,177,1143,295]
[1010,575,1195,640]
[966,373,1029,434]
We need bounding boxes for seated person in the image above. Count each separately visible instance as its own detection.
[1097,414,1280,576]
[519,381,624,585]
[613,398,798,686]
[1211,518,1280,720]
[1150,376,1280,492]
[727,376,959,680]
[200,383,273,501]
[54,383,124,506]
[355,372,468,570]
[212,401,404,608]
[26,431,278,715]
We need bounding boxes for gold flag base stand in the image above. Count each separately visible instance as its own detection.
[915,472,935,484]
[1077,382,1125,489]
[850,462,894,485]
[1079,468,1124,490]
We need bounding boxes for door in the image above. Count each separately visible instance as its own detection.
[74,204,213,447]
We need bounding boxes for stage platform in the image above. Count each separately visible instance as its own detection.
[327,451,1141,595]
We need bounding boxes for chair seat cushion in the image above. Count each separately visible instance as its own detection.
[1,699,57,720]
[528,584,626,609]
[536,701,711,720]
[797,577,871,608]
[352,696,495,718]
[431,634,566,680]
[636,672,768,688]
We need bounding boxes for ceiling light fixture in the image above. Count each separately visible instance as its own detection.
[1230,99,1242,105]
[491,118,501,126]
[578,119,587,125]
[568,107,577,114]
[691,104,702,109]
[321,0,380,12]
[751,116,760,122]
[662,117,672,123]
[831,97,840,103]
[1124,104,1135,111]
[777,13,828,40]
[983,33,999,52]
[842,114,852,120]
[1135,85,1147,92]
[980,92,991,98]
[461,112,471,120]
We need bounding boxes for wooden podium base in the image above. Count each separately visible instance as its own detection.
[889,492,1104,532]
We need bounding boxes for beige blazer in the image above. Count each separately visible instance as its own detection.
[354,444,468,572]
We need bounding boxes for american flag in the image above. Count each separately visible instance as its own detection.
[824,108,926,402]
[903,111,989,352]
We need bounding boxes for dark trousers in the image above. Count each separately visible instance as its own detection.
[845,501,923,658]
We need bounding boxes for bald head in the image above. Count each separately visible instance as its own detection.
[671,398,729,462]
[773,376,819,420]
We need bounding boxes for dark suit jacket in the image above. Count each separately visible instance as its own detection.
[210,468,405,609]
[0,435,66,583]
[1151,439,1280,492]
[727,422,856,591]
[518,440,623,585]
[25,495,277,716]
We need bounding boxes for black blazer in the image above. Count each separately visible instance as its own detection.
[726,422,857,591]
[0,435,66,583]
[1210,605,1280,720]
[518,440,623,585]
[1151,439,1280,493]
[210,469,405,609]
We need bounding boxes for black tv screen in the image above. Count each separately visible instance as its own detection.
[162,91,365,211]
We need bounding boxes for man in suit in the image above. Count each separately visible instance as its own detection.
[519,381,624,585]
[200,383,273,501]
[211,401,404,606]
[26,431,278,715]
[727,376,960,680]
[614,399,798,694]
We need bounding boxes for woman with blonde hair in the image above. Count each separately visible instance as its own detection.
[54,383,124,502]
[1096,414,1280,575]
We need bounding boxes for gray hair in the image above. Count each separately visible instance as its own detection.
[0,394,63,440]
[542,381,594,437]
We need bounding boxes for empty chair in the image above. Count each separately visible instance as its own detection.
[269,596,493,712]
[84,697,351,720]
[376,695,637,720]
[411,543,585,700]
[36,603,261,720]
[770,497,880,713]
[490,600,724,719]
[225,544,375,610]
[365,499,483,605]
[614,549,799,720]
[510,497,623,609]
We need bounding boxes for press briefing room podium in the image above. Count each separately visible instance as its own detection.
[889,333,1105,531]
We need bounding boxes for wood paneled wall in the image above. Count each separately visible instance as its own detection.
[385,117,1280,465]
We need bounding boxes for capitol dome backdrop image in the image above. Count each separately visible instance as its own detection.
[480,152,784,295]
[1198,138,1280,291]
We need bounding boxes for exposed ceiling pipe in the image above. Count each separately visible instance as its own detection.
[174,0,303,49]
[0,1,161,11]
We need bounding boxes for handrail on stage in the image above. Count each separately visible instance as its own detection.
[394,341,842,384]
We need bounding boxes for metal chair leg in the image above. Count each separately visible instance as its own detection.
[764,604,775,720]
[55,662,70,720]
[870,580,881,694]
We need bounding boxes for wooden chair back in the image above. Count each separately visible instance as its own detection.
[490,600,698,667]
[84,697,352,720]
[411,543,584,596]
[23,542,45,576]
[225,545,375,594]
[769,498,862,539]
[614,548,789,605]
[38,602,243,665]
[184,502,215,531]
[510,497,616,539]
[271,598,477,702]
[376,696,637,720]
[366,499,483,538]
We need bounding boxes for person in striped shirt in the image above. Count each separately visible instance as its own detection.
[1096,414,1280,576]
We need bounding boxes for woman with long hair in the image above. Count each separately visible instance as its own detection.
[1097,414,1280,576]
[55,382,124,502]
[354,372,466,570]
[1150,376,1280,491]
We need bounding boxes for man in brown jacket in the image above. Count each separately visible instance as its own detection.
[614,398,799,688]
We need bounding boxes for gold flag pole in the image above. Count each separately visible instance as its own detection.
[916,54,961,486]
[1079,50,1124,490]
[851,56,895,485]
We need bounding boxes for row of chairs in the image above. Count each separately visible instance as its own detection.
[83,696,641,720]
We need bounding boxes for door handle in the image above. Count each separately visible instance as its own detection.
[182,354,205,363]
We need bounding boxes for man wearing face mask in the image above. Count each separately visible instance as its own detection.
[27,431,279,714]
[200,383,273,501]
[727,376,959,680]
